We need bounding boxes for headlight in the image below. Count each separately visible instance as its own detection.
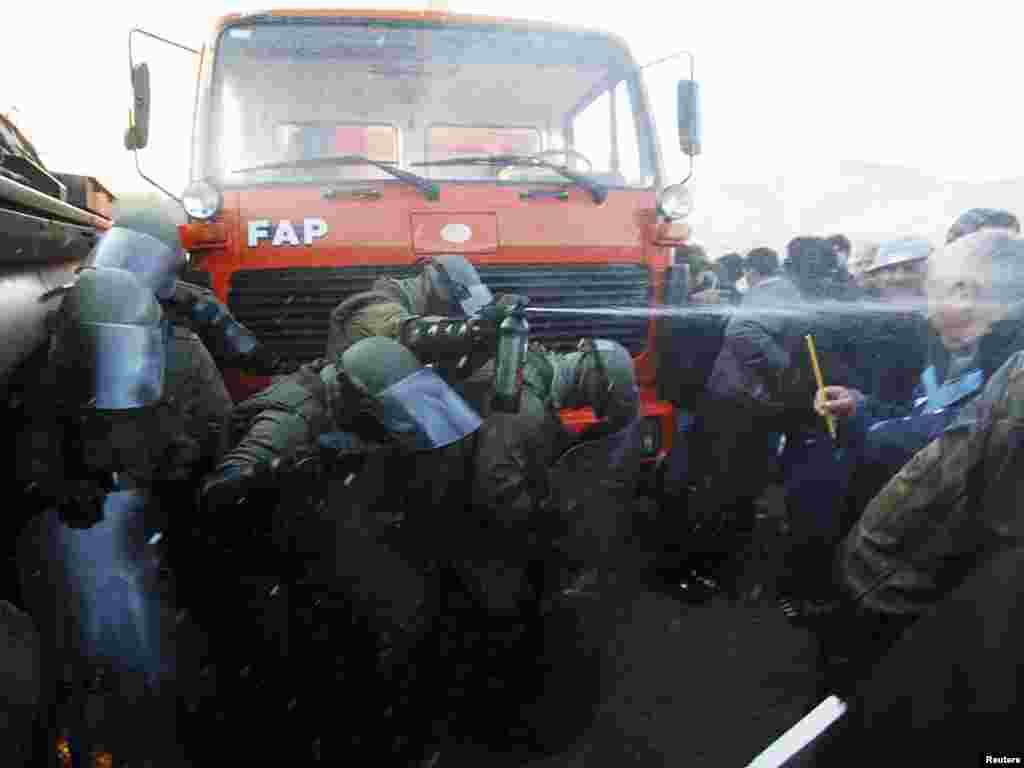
[658,183,693,220]
[182,180,222,221]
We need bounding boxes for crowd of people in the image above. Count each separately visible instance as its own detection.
[5,200,1023,764]
[663,207,1024,757]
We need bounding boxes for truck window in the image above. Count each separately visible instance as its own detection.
[425,125,541,178]
[427,125,540,159]
[274,123,398,162]
[206,23,656,190]
[565,78,651,187]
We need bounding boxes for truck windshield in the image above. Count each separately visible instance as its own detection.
[209,20,659,190]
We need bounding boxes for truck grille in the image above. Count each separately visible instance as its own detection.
[228,264,651,364]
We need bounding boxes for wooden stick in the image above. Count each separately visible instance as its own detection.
[805,334,837,440]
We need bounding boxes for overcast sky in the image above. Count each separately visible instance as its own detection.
[6,1,1023,252]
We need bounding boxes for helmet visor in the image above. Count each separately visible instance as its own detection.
[72,321,167,410]
[430,255,494,315]
[87,228,182,300]
[373,367,482,450]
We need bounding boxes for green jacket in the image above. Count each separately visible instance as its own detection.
[219,359,338,470]
[841,349,1024,617]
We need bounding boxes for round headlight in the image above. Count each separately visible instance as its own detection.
[182,180,222,221]
[658,183,693,221]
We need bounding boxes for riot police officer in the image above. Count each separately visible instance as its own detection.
[327,253,520,414]
[326,254,495,360]
[85,203,289,376]
[17,264,231,517]
[203,330,640,759]
[327,252,639,429]
[16,266,215,767]
[205,330,640,607]
[201,337,484,761]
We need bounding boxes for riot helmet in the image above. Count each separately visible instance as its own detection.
[86,203,186,300]
[50,266,167,412]
[419,254,494,316]
[336,337,482,450]
[550,339,640,431]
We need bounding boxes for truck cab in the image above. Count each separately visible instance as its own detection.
[128,10,702,463]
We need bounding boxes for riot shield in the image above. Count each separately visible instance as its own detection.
[16,489,183,766]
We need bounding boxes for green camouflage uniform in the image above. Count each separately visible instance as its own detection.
[219,337,635,477]
[840,349,1024,618]
[218,360,340,470]
[218,351,564,473]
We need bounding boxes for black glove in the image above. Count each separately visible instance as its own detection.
[200,463,273,515]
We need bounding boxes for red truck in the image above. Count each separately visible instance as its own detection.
[125,9,702,464]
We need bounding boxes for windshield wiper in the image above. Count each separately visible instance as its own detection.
[233,154,440,200]
[412,155,608,204]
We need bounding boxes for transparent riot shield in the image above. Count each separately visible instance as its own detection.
[16,489,183,766]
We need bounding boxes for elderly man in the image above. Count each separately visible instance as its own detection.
[780,230,1024,623]
[818,230,1024,464]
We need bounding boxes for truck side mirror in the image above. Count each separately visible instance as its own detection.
[125,63,151,150]
[677,80,702,157]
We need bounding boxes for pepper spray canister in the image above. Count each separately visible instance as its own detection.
[491,309,529,413]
